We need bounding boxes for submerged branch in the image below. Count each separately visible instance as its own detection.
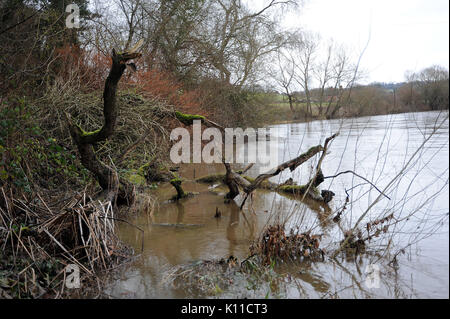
[244,144,325,194]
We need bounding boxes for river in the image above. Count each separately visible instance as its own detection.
[105,111,449,299]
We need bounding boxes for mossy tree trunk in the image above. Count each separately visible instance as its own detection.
[170,178,187,200]
[224,163,240,199]
[66,48,142,205]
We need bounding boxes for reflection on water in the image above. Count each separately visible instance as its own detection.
[106,111,449,298]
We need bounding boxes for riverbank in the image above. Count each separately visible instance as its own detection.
[0,88,176,298]
[1,80,447,298]
[257,99,441,127]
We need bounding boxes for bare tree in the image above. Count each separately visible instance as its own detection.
[269,33,359,119]
[115,0,143,50]
[313,40,334,116]
[398,66,449,111]
[196,0,298,85]
[87,0,297,86]
[273,49,297,114]
[416,65,449,110]
[292,32,319,118]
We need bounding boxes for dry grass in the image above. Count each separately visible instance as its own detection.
[0,187,134,298]
[250,225,324,265]
[35,80,176,175]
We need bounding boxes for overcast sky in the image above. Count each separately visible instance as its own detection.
[283,0,449,84]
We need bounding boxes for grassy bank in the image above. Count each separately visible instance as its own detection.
[0,87,177,298]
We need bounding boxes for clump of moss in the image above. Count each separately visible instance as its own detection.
[277,184,322,201]
[277,184,308,195]
[123,169,147,186]
[175,111,205,125]
[76,124,101,137]
[141,160,175,183]
[196,174,225,184]
[170,256,241,298]
[243,176,277,190]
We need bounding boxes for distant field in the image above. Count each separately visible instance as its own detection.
[259,100,328,125]
[252,93,335,125]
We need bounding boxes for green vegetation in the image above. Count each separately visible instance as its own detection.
[243,176,278,190]
[175,111,205,125]
[278,184,309,194]
[196,174,226,184]
[78,126,101,138]
[123,169,147,186]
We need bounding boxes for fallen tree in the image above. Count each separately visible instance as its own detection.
[171,111,339,207]
[198,169,331,202]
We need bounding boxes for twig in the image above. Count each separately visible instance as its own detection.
[323,170,391,200]
[98,215,145,253]
[42,228,93,275]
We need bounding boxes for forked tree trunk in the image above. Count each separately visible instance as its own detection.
[66,48,142,205]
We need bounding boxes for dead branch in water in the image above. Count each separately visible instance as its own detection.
[238,133,339,209]
[173,111,340,207]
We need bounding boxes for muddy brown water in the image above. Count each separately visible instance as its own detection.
[105,111,449,298]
